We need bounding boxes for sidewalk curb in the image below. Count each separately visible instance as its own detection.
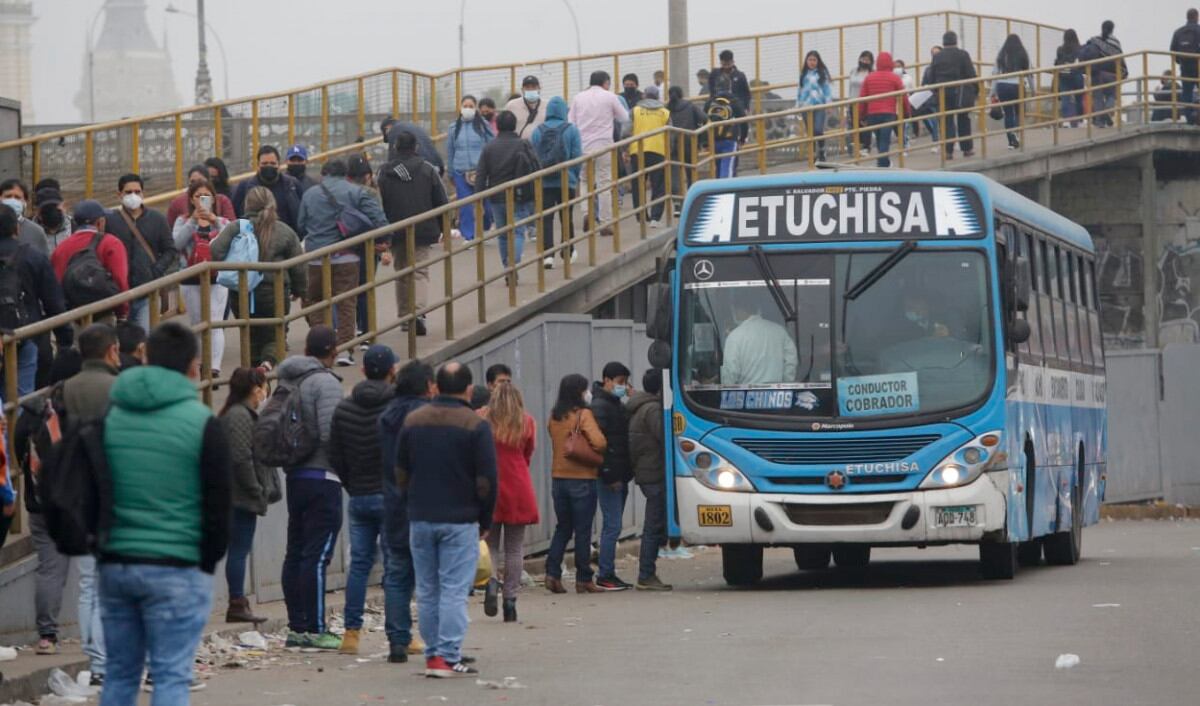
[1100,504,1200,520]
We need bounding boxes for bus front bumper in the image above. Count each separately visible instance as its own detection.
[676,470,1009,546]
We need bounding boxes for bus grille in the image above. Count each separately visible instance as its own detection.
[782,502,896,526]
[767,474,910,487]
[734,435,941,465]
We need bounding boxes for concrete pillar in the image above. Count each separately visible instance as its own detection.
[1140,153,1159,349]
[1036,175,1051,208]
[668,0,689,93]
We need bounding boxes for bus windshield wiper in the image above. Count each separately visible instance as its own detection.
[749,245,796,323]
[844,241,918,301]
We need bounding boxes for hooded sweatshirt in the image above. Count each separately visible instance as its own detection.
[102,365,231,573]
[630,95,671,156]
[275,355,344,479]
[860,52,907,116]
[530,96,583,189]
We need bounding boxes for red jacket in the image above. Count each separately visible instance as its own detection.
[859,52,908,116]
[166,192,236,228]
[50,228,131,316]
[480,411,540,526]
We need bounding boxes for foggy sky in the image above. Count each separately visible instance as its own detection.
[27,0,1187,125]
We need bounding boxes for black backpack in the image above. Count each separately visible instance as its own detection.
[14,388,65,515]
[38,414,111,556]
[534,124,569,170]
[254,368,326,467]
[512,142,541,204]
[62,232,120,309]
[0,245,29,333]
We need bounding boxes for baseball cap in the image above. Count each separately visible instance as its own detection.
[305,325,338,358]
[363,344,397,379]
[286,144,309,161]
[35,187,63,207]
[72,200,106,223]
[521,75,540,88]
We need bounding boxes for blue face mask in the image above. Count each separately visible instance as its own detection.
[613,384,628,399]
[524,90,540,102]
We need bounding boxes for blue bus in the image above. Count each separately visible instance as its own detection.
[646,170,1107,584]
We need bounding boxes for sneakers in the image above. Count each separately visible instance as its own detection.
[658,545,694,560]
[483,577,499,617]
[636,575,674,591]
[570,250,579,264]
[401,316,428,336]
[143,676,206,692]
[339,628,360,655]
[595,575,632,591]
[307,632,343,651]
[89,673,105,687]
[335,353,354,367]
[543,256,555,270]
[35,637,58,655]
[425,656,478,678]
[285,632,311,648]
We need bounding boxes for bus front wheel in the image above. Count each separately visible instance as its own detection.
[793,546,832,570]
[979,541,1018,580]
[721,545,764,586]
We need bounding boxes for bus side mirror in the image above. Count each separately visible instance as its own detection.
[1013,256,1032,313]
[646,283,673,342]
[1009,318,1031,345]
[648,340,673,370]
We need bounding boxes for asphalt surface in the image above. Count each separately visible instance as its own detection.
[177,519,1199,706]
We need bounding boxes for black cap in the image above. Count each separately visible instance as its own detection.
[521,75,540,88]
[363,344,397,379]
[305,325,338,358]
[35,187,63,207]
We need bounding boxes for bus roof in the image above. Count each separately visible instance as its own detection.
[681,170,1095,253]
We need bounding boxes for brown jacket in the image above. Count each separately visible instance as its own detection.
[547,408,607,480]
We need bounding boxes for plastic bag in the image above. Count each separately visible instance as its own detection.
[47,667,94,701]
[474,539,492,589]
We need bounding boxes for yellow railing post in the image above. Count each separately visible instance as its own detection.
[636,138,647,237]
[610,149,622,253]
[320,87,329,153]
[287,94,296,147]
[321,254,333,325]
[406,224,417,359]
[1036,25,1042,69]
[561,167,572,279]
[149,288,161,328]
[252,100,260,159]
[357,77,366,138]
[1142,53,1150,125]
[1085,70,1093,141]
[364,237,377,344]
[174,115,184,190]
[273,274,286,366]
[430,80,439,138]
[504,188,517,307]
[798,32,805,76]
[411,74,420,122]
[238,270,251,369]
[709,42,716,73]
[851,102,861,162]
[754,37,762,83]
[510,67,517,98]
[84,131,94,198]
[442,211,455,339]
[756,101,767,174]
[199,274,213,405]
[535,175,546,293]
[4,338,18,435]
[563,60,570,99]
[896,95,906,169]
[214,105,223,157]
[978,80,987,160]
[587,157,597,266]
[392,70,401,118]
[838,27,846,97]
[30,140,40,188]
[937,88,947,167]
[877,22,884,55]
[474,200,486,324]
[454,71,462,121]
[663,130,673,227]
[1114,70,1123,129]
[1052,70,1061,146]
[914,22,920,74]
[130,122,140,174]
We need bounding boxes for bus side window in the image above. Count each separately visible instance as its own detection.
[1076,253,1093,368]
[1088,260,1104,363]
[1058,246,1082,366]
[1037,237,1057,362]
[1020,231,1042,362]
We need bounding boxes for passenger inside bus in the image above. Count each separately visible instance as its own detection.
[719,288,799,385]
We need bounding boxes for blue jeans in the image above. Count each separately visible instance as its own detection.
[344,493,384,631]
[0,340,38,403]
[127,298,150,336]
[491,200,532,266]
[638,482,668,581]
[715,139,739,178]
[98,564,211,706]
[78,555,106,676]
[452,171,484,240]
[995,83,1021,138]
[597,479,629,579]
[865,114,894,167]
[1059,72,1084,121]
[224,508,257,599]
[381,512,415,649]
[409,521,478,663]
[545,478,598,583]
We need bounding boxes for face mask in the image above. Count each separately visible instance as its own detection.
[39,205,64,231]
[860,62,872,71]
[481,111,494,121]
[583,390,594,405]
[461,107,477,121]
[121,193,143,211]
[258,166,279,183]
[523,90,540,102]
[2,198,24,216]
[894,68,904,75]
[613,384,628,399]
[286,163,307,179]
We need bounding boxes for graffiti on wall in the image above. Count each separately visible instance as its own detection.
[1157,202,1200,345]
[1091,224,1146,348]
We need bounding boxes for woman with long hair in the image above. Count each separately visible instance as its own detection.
[1055,29,1085,126]
[797,50,833,161]
[212,186,306,369]
[204,156,233,199]
[991,34,1034,149]
[544,373,607,594]
[172,178,230,377]
[218,366,278,623]
[447,94,494,241]
[478,382,538,622]
[848,50,875,153]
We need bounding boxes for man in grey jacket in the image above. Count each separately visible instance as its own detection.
[277,326,347,651]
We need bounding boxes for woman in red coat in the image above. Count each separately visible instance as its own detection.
[479,382,539,623]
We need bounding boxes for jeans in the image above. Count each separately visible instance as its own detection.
[381,498,414,650]
[802,109,827,160]
[865,114,895,167]
[30,512,70,639]
[491,200,532,267]
[281,475,343,635]
[182,283,229,374]
[540,184,576,259]
[597,479,629,579]
[638,482,668,581]
[344,493,384,631]
[127,298,150,335]
[452,171,483,240]
[485,523,526,600]
[409,521,478,663]
[714,139,739,178]
[545,478,597,583]
[939,87,974,156]
[98,563,211,706]
[995,83,1021,141]
[304,258,359,347]
[224,508,257,599]
[1059,72,1084,121]
[0,340,38,403]
[78,555,106,676]
[630,152,666,222]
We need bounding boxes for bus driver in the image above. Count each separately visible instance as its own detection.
[720,289,799,386]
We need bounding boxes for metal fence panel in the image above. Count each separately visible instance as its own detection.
[1160,344,1200,504]
[1104,350,1163,502]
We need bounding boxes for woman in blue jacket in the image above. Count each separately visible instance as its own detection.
[796,50,833,162]
[530,96,582,270]
[447,95,494,241]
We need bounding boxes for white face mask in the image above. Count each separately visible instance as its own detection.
[894,67,905,75]
[121,193,143,211]
[461,107,477,121]
[1,198,24,217]
[583,390,594,405]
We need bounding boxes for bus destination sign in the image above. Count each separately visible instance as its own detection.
[685,184,984,244]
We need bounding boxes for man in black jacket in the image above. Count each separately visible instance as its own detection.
[925,31,978,159]
[232,145,304,231]
[589,361,634,591]
[104,173,178,332]
[1171,9,1200,124]
[475,111,539,280]
[378,130,449,337]
[707,49,753,114]
[329,344,397,655]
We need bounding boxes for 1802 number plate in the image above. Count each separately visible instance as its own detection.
[697,505,733,527]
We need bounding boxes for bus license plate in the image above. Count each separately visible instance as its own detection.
[934,505,978,528]
[698,505,733,527]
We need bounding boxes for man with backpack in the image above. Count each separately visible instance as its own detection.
[297,159,388,366]
[268,325,347,651]
[1171,9,1200,125]
[926,31,978,159]
[530,96,583,269]
[569,71,630,238]
[475,111,540,283]
[707,93,748,179]
[1082,21,1126,128]
[378,130,449,337]
[706,50,753,114]
[50,200,129,322]
[104,174,178,333]
[629,85,670,224]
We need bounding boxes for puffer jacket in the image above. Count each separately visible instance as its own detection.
[589,382,633,485]
[626,391,665,486]
[859,52,907,116]
[220,402,279,516]
[275,356,344,476]
[329,379,395,496]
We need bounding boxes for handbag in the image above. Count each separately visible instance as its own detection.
[989,96,1003,121]
[563,409,604,468]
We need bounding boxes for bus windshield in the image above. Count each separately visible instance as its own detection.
[679,249,994,422]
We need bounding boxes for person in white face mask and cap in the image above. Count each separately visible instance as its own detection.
[103,173,179,332]
[0,178,50,255]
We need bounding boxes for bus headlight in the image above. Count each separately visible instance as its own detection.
[919,431,1002,490]
[678,438,756,493]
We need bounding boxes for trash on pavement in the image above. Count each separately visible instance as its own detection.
[1055,654,1081,670]
[0,645,17,661]
[477,676,527,689]
[239,631,269,649]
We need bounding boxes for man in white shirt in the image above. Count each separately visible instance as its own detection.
[568,70,630,238]
[720,292,798,385]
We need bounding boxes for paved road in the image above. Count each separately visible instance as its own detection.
[177,520,1199,706]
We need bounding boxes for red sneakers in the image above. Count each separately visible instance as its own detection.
[425,656,479,678]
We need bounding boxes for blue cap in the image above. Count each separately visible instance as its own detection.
[286,144,309,161]
[72,199,106,223]
[363,344,398,379]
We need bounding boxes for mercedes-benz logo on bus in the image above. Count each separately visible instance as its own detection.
[693,259,715,281]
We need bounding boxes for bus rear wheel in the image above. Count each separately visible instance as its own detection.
[721,545,764,586]
[1044,461,1085,566]
[793,546,831,570]
[832,545,871,569]
[979,541,1018,580]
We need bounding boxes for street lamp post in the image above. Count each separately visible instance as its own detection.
[193,0,212,104]
[165,2,229,101]
[86,5,105,122]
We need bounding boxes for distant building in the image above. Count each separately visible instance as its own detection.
[0,0,34,122]
[73,0,181,123]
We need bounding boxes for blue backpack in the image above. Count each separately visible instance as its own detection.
[216,219,263,310]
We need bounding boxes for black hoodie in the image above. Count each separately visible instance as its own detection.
[589,381,633,484]
[329,379,396,496]
[378,153,449,247]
